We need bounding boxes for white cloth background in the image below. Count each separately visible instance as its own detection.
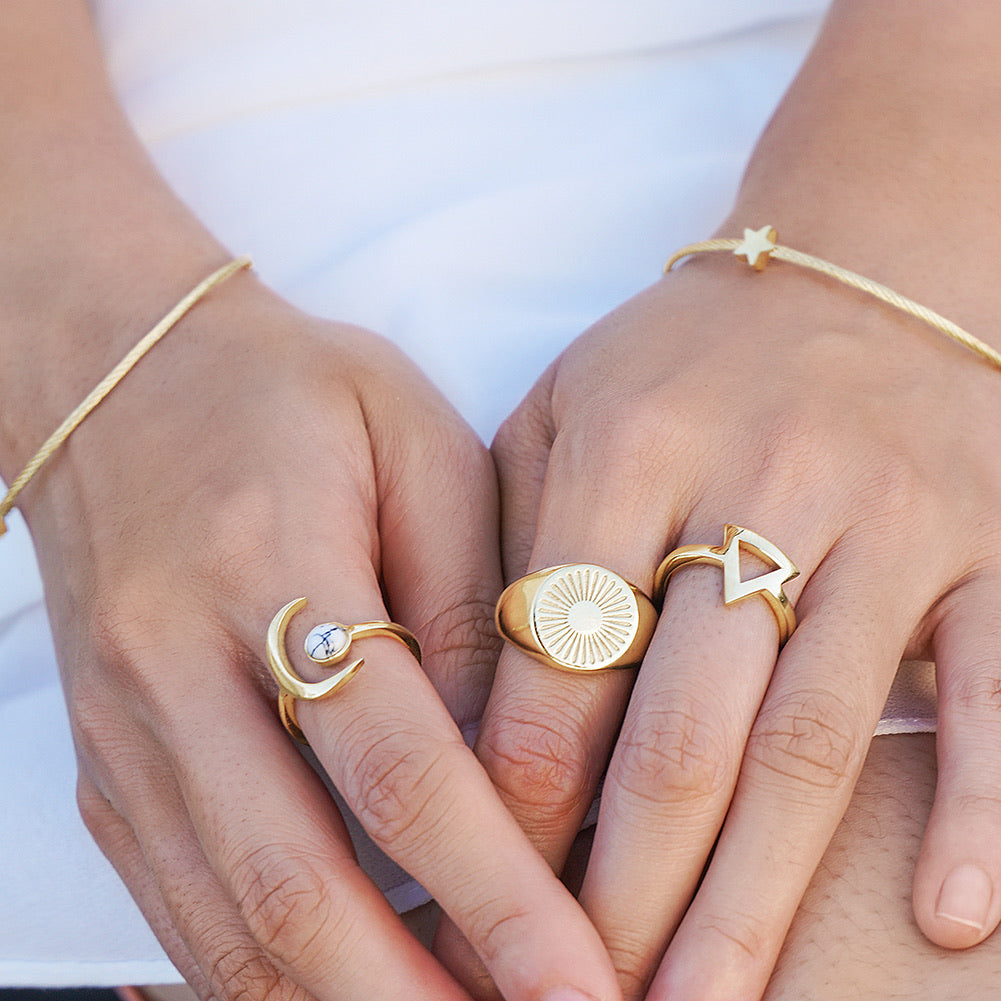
[1,1,935,987]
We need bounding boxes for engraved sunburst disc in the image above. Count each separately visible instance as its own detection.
[530,564,641,671]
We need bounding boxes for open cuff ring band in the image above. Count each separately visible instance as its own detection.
[653,525,799,647]
[495,563,658,672]
[266,597,422,743]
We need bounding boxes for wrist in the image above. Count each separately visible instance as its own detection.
[0,234,235,481]
[0,2,234,478]
[717,0,1001,350]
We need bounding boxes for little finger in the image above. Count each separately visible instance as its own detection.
[914,572,1001,948]
[76,778,209,998]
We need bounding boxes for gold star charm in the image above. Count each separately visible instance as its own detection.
[733,225,778,271]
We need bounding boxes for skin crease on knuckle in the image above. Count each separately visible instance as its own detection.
[548,400,704,508]
[603,933,663,1001]
[492,382,555,476]
[229,842,349,974]
[478,702,596,831]
[205,942,291,1001]
[414,594,500,722]
[336,723,472,864]
[610,698,736,820]
[743,689,866,797]
[76,776,129,852]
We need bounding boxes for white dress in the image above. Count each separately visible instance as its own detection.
[0,0,934,986]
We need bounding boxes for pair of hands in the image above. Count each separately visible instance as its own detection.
[22,243,1001,1001]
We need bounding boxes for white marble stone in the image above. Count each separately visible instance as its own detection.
[305,623,350,662]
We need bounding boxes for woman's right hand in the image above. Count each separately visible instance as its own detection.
[5,265,623,1001]
[1,7,623,997]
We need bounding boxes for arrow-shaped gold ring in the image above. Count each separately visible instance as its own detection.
[653,525,799,647]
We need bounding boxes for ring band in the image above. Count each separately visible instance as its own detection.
[495,563,658,672]
[653,525,799,646]
[266,597,421,742]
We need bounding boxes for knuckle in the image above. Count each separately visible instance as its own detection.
[611,700,734,816]
[748,409,848,510]
[745,691,864,793]
[492,371,555,468]
[70,688,128,770]
[695,908,772,964]
[68,674,160,790]
[947,668,1001,718]
[954,788,1001,826]
[343,729,466,858]
[604,932,662,1001]
[192,484,280,596]
[553,407,688,491]
[479,704,593,827]
[656,910,776,1001]
[75,778,119,844]
[84,596,192,715]
[207,944,292,1001]
[492,411,526,470]
[420,594,497,661]
[859,450,931,522]
[85,598,154,685]
[418,593,501,713]
[231,844,345,968]
[379,401,487,496]
[464,898,533,965]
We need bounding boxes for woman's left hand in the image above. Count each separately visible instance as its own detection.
[454,243,1001,1000]
[435,4,1001,997]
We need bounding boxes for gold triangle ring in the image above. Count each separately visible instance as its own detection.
[653,525,800,646]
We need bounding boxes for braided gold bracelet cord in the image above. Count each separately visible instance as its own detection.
[666,225,1001,374]
[0,255,253,536]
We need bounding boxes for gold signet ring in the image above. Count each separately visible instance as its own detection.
[266,597,421,743]
[495,564,658,672]
[653,525,799,646]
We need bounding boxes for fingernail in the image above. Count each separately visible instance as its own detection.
[541,989,599,1001]
[936,864,993,932]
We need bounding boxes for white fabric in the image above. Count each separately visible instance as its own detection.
[874,661,938,737]
[2,0,933,986]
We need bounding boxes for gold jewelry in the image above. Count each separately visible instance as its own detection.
[0,256,253,536]
[495,563,658,672]
[666,224,1001,374]
[266,597,422,743]
[653,524,799,647]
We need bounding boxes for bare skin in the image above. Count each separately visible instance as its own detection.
[765,734,1001,1001]
[145,732,1001,1001]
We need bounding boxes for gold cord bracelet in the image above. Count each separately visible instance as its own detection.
[0,255,253,536]
[666,225,1001,374]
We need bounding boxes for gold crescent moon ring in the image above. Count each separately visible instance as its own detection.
[266,597,421,743]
